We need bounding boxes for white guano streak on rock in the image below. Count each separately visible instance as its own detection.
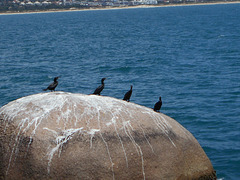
[138,124,155,154]
[158,115,177,147]
[123,120,140,155]
[87,128,100,148]
[110,111,129,168]
[121,119,146,180]
[142,111,176,148]
[6,117,28,175]
[123,106,155,153]
[118,107,153,177]
[127,121,146,180]
[96,108,115,180]
[123,101,176,149]
[43,127,83,173]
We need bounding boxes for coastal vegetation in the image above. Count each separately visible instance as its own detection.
[0,0,239,13]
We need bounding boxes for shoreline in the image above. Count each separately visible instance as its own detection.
[0,1,240,15]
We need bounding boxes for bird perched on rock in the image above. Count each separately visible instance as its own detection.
[43,77,59,92]
[123,85,133,102]
[93,78,106,95]
[154,96,162,112]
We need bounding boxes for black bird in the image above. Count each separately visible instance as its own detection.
[93,78,106,95]
[154,96,162,112]
[43,77,59,92]
[123,85,133,102]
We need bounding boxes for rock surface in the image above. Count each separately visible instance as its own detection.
[0,92,216,180]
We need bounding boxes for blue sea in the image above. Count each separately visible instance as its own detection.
[0,3,239,179]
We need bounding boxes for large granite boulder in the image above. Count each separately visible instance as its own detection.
[0,92,216,180]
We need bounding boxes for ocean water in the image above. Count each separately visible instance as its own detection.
[0,3,240,179]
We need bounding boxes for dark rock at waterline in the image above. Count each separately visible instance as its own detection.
[0,92,216,179]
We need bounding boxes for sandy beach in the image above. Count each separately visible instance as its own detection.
[0,1,240,15]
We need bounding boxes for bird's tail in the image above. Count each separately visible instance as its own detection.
[43,88,48,91]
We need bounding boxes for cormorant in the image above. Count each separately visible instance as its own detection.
[154,96,162,112]
[43,77,59,92]
[123,85,133,102]
[93,78,106,95]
